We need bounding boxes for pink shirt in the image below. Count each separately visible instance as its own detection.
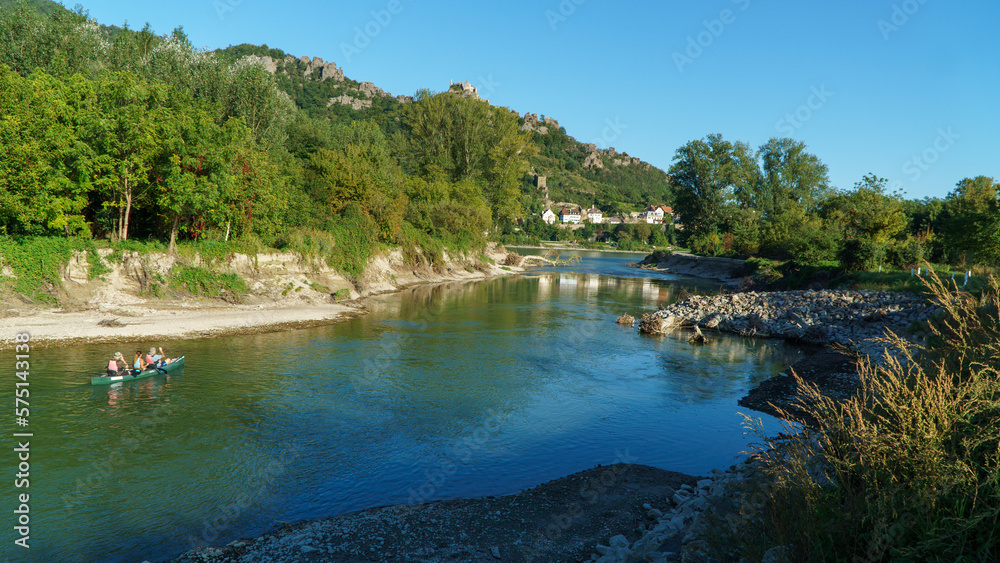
[108,359,118,371]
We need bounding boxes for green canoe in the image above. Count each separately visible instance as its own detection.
[91,355,185,385]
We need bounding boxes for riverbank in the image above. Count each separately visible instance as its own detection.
[0,243,521,350]
[632,251,747,286]
[172,464,700,563]
[636,288,938,421]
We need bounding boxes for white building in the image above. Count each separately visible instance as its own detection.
[643,205,665,224]
[560,207,582,224]
[585,207,603,224]
[541,208,557,225]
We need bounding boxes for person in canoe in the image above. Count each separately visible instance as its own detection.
[149,346,174,366]
[133,350,148,373]
[106,352,128,377]
[144,347,160,368]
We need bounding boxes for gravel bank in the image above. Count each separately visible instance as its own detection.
[638,287,940,424]
[170,464,699,563]
[639,288,938,359]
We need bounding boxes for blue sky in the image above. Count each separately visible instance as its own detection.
[74,0,999,201]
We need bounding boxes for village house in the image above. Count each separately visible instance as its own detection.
[642,205,665,224]
[585,207,603,224]
[542,208,557,225]
[560,207,582,224]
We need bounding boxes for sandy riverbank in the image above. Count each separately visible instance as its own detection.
[0,243,522,350]
[0,301,363,350]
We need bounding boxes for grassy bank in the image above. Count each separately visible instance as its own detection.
[710,270,1000,561]
[733,255,993,294]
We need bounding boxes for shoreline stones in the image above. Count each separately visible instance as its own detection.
[638,289,939,361]
[592,443,828,563]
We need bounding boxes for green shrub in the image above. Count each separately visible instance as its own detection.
[839,238,888,271]
[326,204,380,281]
[169,264,247,296]
[86,244,112,280]
[274,227,338,265]
[647,249,672,263]
[0,237,80,304]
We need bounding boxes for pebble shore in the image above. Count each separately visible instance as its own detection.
[639,288,940,361]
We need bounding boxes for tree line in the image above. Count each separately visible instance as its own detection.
[0,3,535,264]
[668,134,998,270]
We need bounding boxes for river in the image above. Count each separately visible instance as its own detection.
[5,250,803,562]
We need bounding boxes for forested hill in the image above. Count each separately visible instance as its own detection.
[0,0,62,15]
[214,43,675,215]
[0,0,673,261]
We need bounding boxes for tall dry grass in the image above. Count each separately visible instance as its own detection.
[719,268,1000,561]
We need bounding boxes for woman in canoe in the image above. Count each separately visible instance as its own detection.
[133,350,148,372]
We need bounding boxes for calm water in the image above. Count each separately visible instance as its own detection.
[3,252,803,562]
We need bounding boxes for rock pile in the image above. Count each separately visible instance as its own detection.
[592,453,804,562]
[639,289,939,359]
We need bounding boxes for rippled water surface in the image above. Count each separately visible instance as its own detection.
[6,251,804,562]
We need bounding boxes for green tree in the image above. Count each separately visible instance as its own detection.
[837,174,906,270]
[87,71,170,241]
[404,91,537,225]
[0,2,101,78]
[669,134,758,241]
[0,67,95,236]
[940,176,1000,265]
[159,103,243,252]
[223,56,295,149]
[754,138,830,216]
[307,121,406,242]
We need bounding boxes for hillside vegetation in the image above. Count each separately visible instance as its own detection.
[0,1,675,291]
